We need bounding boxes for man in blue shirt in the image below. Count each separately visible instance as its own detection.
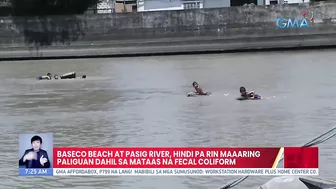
[19,135,50,168]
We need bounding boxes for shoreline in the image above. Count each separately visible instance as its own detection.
[1,45,336,61]
[1,2,336,61]
[1,34,336,61]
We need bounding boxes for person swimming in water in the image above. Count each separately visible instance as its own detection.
[37,73,52,80]
[240,87,255,99]
[193,81,207,95]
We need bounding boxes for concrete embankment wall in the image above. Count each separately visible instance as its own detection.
[0,2,336,60]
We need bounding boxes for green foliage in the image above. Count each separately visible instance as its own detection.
[0,0,11,16]
[10,0,102,16]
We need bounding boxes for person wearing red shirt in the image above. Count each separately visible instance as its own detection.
[192,81,207,95]
[240,87,255,99]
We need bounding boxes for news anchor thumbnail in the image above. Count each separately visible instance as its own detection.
[19,133,53,176]
[19,135,50,168]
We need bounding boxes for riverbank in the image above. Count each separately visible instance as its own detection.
[0,2,336,60]
[1,35,336,61]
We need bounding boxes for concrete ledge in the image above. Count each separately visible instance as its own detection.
[1,2,336,60]
[1,33,336,61]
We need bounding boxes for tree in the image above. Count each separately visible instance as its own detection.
[10,0,102,16]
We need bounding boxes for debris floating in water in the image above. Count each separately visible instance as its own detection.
[36,72,87,80]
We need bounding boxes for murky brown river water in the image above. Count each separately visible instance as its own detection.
[0,49,335,188]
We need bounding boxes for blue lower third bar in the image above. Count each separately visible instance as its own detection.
[19,168,53,176]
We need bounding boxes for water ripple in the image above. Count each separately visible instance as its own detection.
[0,51,336,188]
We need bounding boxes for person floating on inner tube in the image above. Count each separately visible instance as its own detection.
[193,81,207,95]
[240,87,255,99]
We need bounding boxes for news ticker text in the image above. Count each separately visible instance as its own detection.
[19,168,319,176]
[53,147,318,169]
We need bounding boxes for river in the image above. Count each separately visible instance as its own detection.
[0,49,335,188]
